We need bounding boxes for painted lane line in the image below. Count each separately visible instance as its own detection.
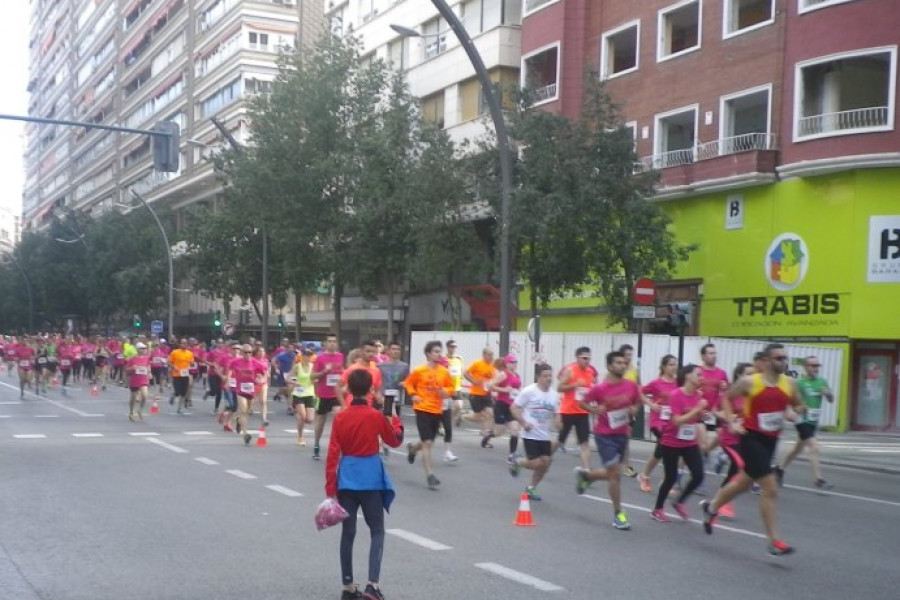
[859,448,900,454]
[183,431,213,435]
[35,415,59,418]
[146,438,188,454]
[0,381,95,417]
[0,401,23,405]
[13,434,47,439]
[226,470,257,480]
[195,457,219,465]
[474,563,564,592]
[580,494,767,539]
[386,529,452,551]
[129,432,160,436]
[72,433,104,438]
[0,415,10,418]
[266,485,304,497]
[782,484,900,508]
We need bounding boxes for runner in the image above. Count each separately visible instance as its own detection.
[557,347,598,470]
[701,343,806,556]
[34,338,49,395]
[220,342,241,432]
[45,335,59,391]
[619,344,640,477]
[698,343,729,463]
[774,355,835,489]
[94,339,109,390]
[713,362,755,520]
[82,338,96,384]
[273,342,297,404]
[291,348,316,445]
[58,341,75,394]
[404,340,454,489]
[311,333,346,461]
[252,345,272,426]
[151,341,168,395]
[508,363,558,501]
[463,347,497,448]
[126,343,152,421]
[16,337,35,397]
[338,342,383,408]
[574,350,642,531]
[443,340,465,428]
[204,340,224,415]
[376,342,411,457]
[491,354,522,460]
[637,354,679,493]
[168,338,194,415]
[651,364,707,522]
[227,344,267,445]
[3,337,16,377]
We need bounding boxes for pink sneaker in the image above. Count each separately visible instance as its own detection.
[672,502,689,521]
[651,509,671,523]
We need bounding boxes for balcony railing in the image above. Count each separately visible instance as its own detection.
[533,82,557,103]
[797,106,890,137]
[641,132,776,170]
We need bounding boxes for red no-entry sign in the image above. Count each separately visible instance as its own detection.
[633,278,657,306]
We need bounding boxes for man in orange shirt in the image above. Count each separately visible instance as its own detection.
[557,346,598,470]
[405,340,454,490]
[168,338,194,415]
[464,347,497,448]
[338,341,383,408]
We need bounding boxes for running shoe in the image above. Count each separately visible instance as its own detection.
[313,445,321,460]
[773,466,785,487]
[525,486,542,501]
[650,509,671,523]
[508,454,521,478]
[623,465,637,478]
[341,587,363,600]
[574,467,590,495]
[672,501,689,521]
[128,413,135,422]
[718,502,735,519]
[243,433,252,445]
[407,442,417,464]
[713,451,728,475]
[224,423,234,432]
[362,584,386,600]
[638,473,652,493]
[443,451,459,462]
[751,482,761,495]
[426,474,440,489]
[768,539,795,556]
[273,394,281,403]
[613,511,631,530]
[169,395,175,405]
[454,415,462,428]
[299,437,307,447]
[700,499,717,535]
[481,431,495,449]
[814,478,834,490]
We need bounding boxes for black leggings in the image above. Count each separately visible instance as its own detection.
[655,445,704,510]
[208,375,223,410]
[441,408,453,443]
[61,370,71,386]
[338,490,385,586]
[722,444,742,488]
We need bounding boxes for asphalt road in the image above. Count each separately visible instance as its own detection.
[2,376,899,600]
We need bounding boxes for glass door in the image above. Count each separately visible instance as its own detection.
[852,350,897,430]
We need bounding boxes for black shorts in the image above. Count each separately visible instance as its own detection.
[172,376,189,397]
[739,430,779,480]
[558,414,590,445]
[316,397,340,415]
[795,422,817,441]
[523,438,552,460]
[293,396,315,409]
[469,394,493,413]
[415,410,443,442]
[129,386,146,393]
[494,401,513,425]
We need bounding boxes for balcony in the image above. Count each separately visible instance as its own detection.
[797,106,890,138]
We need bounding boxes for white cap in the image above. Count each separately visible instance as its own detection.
[135,342,147,349]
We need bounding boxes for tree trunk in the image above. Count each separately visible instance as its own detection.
[294,291,302,341]
[333,279,343,342]
[530,284,538,319]
[387,273,395,344]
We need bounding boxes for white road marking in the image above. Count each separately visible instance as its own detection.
[183,431,213,435]
[581,494,767,539]
[860,449,900,454]
[35,415,59,418]
[474,563,564,592]
[386,529,452,551]
[13,434,47,439]
[72,433,103,438]
[129,432,160,436]
[0,382,97,417]
[146,438,188,454]
[0,415,10,418]
[195,457,219,465]
[782,484,900,508]
[266,485,303,497]
[0,401,22,405]
[226,469,257,480]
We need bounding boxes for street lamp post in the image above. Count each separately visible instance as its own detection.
[129,189,174,341]
[392,1,514,355]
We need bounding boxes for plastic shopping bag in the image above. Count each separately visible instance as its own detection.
[315,497,349,531]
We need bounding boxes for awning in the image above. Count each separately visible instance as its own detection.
[149,71,182,99]
[455,285,509,331]
[244,21,298,35]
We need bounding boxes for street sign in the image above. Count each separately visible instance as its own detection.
[632,277,657,306]
[223,321,235,336]
[632,305,655,319]
[150,320,164,334]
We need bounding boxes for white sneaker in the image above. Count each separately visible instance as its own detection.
[444,451,459,462]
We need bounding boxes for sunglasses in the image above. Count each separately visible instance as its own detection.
[771,356,788,362]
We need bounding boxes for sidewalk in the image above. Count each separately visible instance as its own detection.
[788,430,900,475]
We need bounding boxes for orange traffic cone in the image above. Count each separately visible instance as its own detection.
[256,425,268,447]
[513,492,535,527]
[91,385,99,397]
[149,397,160,415]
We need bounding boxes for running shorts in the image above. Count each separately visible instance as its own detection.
[414,410,443,442]
[293,396,315,409]
[558,414,590,445]
[469,394,493,413]
[172,376,189,397]
[316,397,340,415]
[738,430,779,480]
[523,439,552,460]
[595,434,629,467]
[795,422,817,441]
[493,401,513,425]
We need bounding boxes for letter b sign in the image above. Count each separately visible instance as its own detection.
[725,195,744,230]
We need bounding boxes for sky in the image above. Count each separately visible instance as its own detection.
[0,3,30,219]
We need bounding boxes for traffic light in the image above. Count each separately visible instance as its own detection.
[213,311,222,329]
[667,302,693,328]
[133,314,142,329]
[152,121,180,173]
[277,315,285,330]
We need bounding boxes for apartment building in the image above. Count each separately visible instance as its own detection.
[0,207,20,256]
[521,0,900,431]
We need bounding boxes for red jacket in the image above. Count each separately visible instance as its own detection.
[325,401,402,497]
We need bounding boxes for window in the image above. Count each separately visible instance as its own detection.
[653,105,698,168]
[658,0,701,62]
[388,39,404,70]
[794,47,897,140]
[461,0,514,34]
[459,68,518,122]
[523,0,559,17]
[600,20,640,79]
[723,0,773,37]
[248,32,270,51]
[521,43,559,105]
[420,91,445,128]
[422,17,447,59]
[330,4,348,36]
[244,78,273,95]
[799,0,862,14]
[201,78,241,118]
[719,85,773,154]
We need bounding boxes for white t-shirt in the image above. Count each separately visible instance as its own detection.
[513,383,559,442]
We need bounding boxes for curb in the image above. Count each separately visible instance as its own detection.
[798,456,900,477]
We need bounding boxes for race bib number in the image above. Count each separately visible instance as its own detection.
[575,387,589,402]
[326,374,340,387]
[293,386,309,397]
[806,408,821,422]
[116,354,124,360]
[85,353,94,359]
[677,424,698,441]
[179,368,189,377]
[19,360,30,367]
[659,406,672,421]
[134,366,149,376]
[385,389,399,397]
[449,365,462,377]
[758,411,785,432]
[227,378,237,388]
[60,360,71,367]
[240,382,255,394]
[607,408,630,429]
[37,357,47,364]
